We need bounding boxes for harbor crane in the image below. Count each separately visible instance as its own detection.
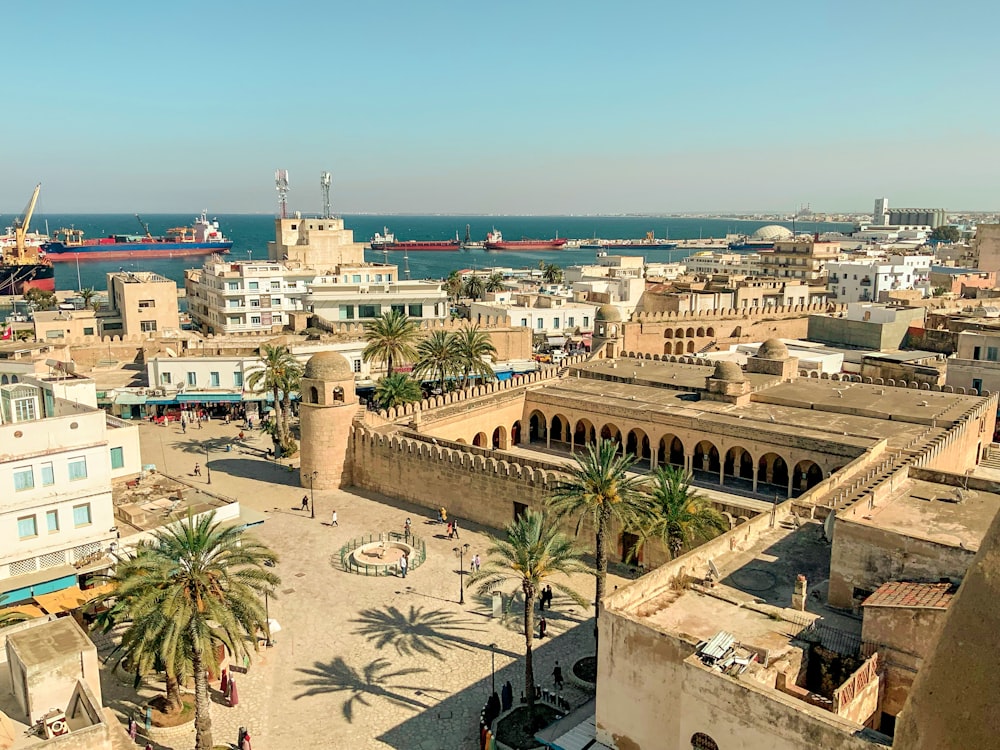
[134,214,153,239]
[10,183,42,261]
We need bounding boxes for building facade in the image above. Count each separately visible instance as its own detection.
[761,238,841,281]
[104,271,181,336]
[827,255,932,303]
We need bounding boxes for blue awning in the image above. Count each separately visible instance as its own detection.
[146,397,178,405]
[178,393,243,403]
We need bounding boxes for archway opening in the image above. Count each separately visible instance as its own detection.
[626,428,650,462]
[794,459,824,493]
[694,440,720,474]
[492,426,507,450]
[600,424,622,452]
[758,452,789,491]
[511,420,522,446]
[551,414,570,445]
[658,434,685,467]
[674,341,685,355]
[473,432,487,448]
[574,419,596,450]
[528,410,546,443]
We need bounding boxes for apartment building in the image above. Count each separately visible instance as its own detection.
[683,251,765,277]
[103,270,181,336]
[828,254,932,303]
[470,293,597,336]
[760,237,840,281]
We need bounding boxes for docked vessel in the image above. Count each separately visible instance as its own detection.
[1,184,55,295]
[371,227,461,251]
[370,227,395,250]
[484,229,567,251]
[461,224,484,250]
[42,211,232,262]
[604,230,677,250]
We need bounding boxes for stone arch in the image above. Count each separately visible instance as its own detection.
[694,439,720,473]
[473,432,487,448]
[686,327,695,337]
[691,733,719,750]
[511,420,522,445]
[663,343,673,356]
[758,452,788,489]
[706,326,715,337]
[658,434,685,467]
[309,385,319,403]
[686,340,696,353]
[528,410,547,443]
[492,425,508,450]
[696,326,705,337]
[674,341,685,355]
[574,418,596,449]
[625,428,650,462]
[793,459,824,493]
[0,374,7,385]
[600,423,622,451]
[664,328,674,339]
[550,414,571,444]
[456,438,467,444]
[724,446,755,481]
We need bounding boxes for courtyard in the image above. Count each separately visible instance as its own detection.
[99,418,623,749]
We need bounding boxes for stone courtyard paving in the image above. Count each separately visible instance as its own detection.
[106,419,627,749]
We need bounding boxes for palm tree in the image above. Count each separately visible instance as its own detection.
[374,373,423,410]
[548,439,650,645]
[539,262,562,284]
[484,271,506,293]
[79,287,99,312]
[462,275,485,301]
[246,344,302,454]
[443,271,463,303]
[0,593,31,627]
[362,310,419,376]
[468,510,589,723]
[453,325,497,387]
[639,466,727,559]
[109,512,279,750]
[413,331,461,392]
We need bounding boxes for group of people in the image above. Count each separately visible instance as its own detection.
[538,584,554,610]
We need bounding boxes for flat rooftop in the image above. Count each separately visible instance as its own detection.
[7,616,92,665]
[837,477,1000,551]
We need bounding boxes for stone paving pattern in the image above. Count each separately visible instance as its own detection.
[95,419,624,749]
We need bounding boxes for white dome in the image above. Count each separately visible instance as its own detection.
[751,225,794,241]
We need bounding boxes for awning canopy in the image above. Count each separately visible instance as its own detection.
[0,603,45,620]
[114,392,147,405]
[33,583,114,615]
[178,393,243,404]
[547,336,567,347]
[146,397,177,405]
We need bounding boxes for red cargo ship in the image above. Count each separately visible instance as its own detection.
[484,229,567,251]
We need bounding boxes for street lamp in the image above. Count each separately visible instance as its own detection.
[204,445,212,485]
[490,642,497,695]
[453,543,470,604]
[263,591,273,647]
[309,470,317,519]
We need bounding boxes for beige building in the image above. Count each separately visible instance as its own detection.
[947,329,1000,395]
[762,237,841,281]
[267,214,365,267]
[103,270,180,336]
[972,224,1000,272]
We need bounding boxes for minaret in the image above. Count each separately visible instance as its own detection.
[299,351,357,489]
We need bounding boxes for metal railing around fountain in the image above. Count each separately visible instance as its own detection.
[338,531,427,576]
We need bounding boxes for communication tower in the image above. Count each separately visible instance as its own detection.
[320,171,332,219]
[275,169,290,218]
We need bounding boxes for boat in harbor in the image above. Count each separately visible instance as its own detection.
[604,230,676,250]
[41,211,232,262]
[1,184,55,295]
[461,224,484,250]
[371,227,461,251]
[484,229,567,251]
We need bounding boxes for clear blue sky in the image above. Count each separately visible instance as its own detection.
[5,0,998,214]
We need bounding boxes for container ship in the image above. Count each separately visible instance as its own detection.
[370,227,461,251]
[1,184,55,295]
[42,211,232,262]
[484,229,567,251]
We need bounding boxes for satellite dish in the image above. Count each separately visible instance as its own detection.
[823,511,835,541]
[708,559,721,579]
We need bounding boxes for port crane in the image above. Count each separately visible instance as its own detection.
[135,214,153,239]
[9,183,42,261]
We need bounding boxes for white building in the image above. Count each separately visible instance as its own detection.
[827,254,932,303]
[873,197,890,226]
[0,365,141,602]
[682,251,765,277]
[470,294,597,336]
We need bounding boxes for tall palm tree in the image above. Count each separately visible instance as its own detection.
[462,275,485,301]
[467,510,589,723]
[374,373,423,410]
[454,325,497,387]
[443,271,463,303]
[362,310,419,376]
[413,331,461,392]
[246,344,302,454]
[484,271,506,293]
[548,439,650,645]
[639,466,727,559]
[110,512,279,750]
[539,262,562,284]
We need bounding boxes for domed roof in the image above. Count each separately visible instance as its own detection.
[712,360,746,382]
[756,338,789,360]
[751,224,794,241]
[595,304,623,322]
[303,351,353,381]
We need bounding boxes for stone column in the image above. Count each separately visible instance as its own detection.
[719,461,725,486]
[570,430,575,454]
[787,474,794,499]
[752,464,759,493]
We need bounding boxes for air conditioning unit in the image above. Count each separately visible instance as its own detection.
[43,710,70,738]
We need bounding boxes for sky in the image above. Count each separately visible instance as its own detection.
[4,0,999,215]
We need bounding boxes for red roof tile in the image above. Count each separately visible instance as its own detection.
[862,581,955,610]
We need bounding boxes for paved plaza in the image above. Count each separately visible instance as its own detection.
[100,418,626,749]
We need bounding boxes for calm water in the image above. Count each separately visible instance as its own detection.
[25,214,853,292]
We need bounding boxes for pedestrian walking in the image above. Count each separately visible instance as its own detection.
[447,521,454,539]
[501,680,514,711]
[552,660,564,690]
[241,730,252,750]
[238,430,245,441]
[399,552,408,578]
[404,517,411,541]
[331,509,338,526]
[181,418,187,434]
[194,463,201,477]
[145,743,153,750]
[452,518,460,538]
[128,718,138,740]
[301,495,309,512]
[473,554,481,573]
[538,616,547,638]
[544,584,553,610]
[197,416,202,429]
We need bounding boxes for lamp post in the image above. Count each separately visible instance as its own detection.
[205,445,212,485]
[490,642,497,695]
[309,470,317,519]
[264,591,272,647]
[453,543,470,604]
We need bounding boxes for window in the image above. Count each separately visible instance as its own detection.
[83,327,95,335]
[210,372,220,387]
[187,372,197,386]
[233,372,244,387]
[973,378,983,393]
[68,457,88,481]
[553,318,560,330]
[73,504,92,527]
[409,304,422,317]
[41,462,54,486]
[46,510,59,533]
[138,299,155,309]
[250,299,261,307]
[270,281,280,289]
[161,372,172,385]
[353,359,362,373]
[110,446,125,469]
[973,346,982,360]
[521,318,528,327]
[386,275,393,282]
[352,274,362,283]
[568,317,575,327]
[339,305,355,320]
[375,274,383,282]
[14,467,34,491]
[391,304,406,315]
[583,316,590,327]
[13,396,38,422]
[228,299,240,308]
[140,320,157,332]
[987,347,998,362]
[690,731,719,747]
[227,281,239,291]
[250,316,261,325]
[358,304,380,319]
[228,317,240,326]
[248,281,259,290]
[18,515,37,539]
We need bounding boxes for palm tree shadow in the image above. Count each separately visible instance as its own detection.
[351,604,518,660]
[294,657,447,722]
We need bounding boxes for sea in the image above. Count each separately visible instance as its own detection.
[23,214,854,294]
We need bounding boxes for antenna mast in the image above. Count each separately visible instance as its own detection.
[275,169,290,219]
[320,171,332,219]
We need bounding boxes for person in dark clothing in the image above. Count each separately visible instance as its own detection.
[301,495,309,511]
[552,661,564,690]
[543,584,553,609]
[538,616,547,638]
[501,680,514,711]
